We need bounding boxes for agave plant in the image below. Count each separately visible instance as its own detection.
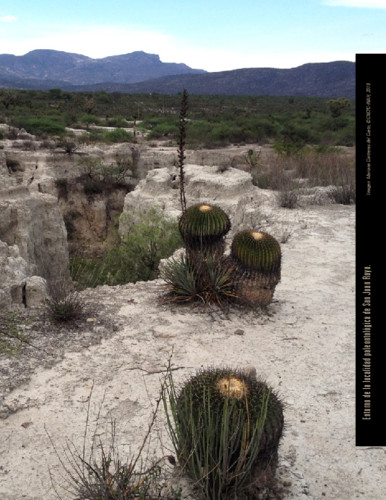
[161,254,236,308]
[229,229,281,307]
[163,366,284,500]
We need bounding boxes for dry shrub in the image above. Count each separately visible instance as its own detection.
[294,149,355,188]
[251,147,355,205]
[45,277,85,323]
[48,378,182,499]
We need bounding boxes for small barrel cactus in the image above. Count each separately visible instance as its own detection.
[178,203,231,256]
[230,230,281,307]
[166,367,284,499]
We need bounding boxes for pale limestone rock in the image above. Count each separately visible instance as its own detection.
[119,164,271,241]
[24,276,48,308]
[0,189,69,280]
[0,241,29,308]
[0,187,69,307]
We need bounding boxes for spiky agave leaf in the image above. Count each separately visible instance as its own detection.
[161,254,237,308]
[197,255,237,307]
[161,255,197,303]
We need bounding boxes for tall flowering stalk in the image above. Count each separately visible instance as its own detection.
[177,89,188,213]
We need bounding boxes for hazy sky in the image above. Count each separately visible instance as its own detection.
[0,0,385,71]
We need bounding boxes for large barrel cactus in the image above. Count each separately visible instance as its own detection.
[178,203,231,257]
[164,367,284,500]
[230,229,281,307]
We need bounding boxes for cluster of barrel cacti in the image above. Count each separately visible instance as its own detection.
[164,365,284,499]
[176,202,281,307]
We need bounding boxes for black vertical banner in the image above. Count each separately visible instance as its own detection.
[356,54,385,446]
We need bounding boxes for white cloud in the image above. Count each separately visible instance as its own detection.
[0,15,17,22]
[323,0,386,7]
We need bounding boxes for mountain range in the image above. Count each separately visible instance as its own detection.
[0,49,355,98]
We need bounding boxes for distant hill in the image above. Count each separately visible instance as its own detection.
[0,50,355,98]
[83,61,355,98]
[0,49,206,86]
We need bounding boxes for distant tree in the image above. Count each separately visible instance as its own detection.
[0,90,18,110]
[85,97,95,114]
[49,88,62,99]
[328,98,351,118]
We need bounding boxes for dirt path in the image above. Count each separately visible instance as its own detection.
[1,203,384,499]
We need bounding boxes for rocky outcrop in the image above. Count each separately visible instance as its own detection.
[0,186,69,308]
[119,164,273,244]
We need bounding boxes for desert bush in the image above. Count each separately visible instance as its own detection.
[327,97,351,118]
[328,184,356,205]
[103,128,134,143]
[273,140,305,157]
[147,121,179,140]
[0,309,28,355]
[45,278,85,323]
[71,208,182,288]
[77,153,139,194]
[106,115,129,128]
[5,157,23,173]
[185,119,213,146]
[276,184,301,209]
[51,383,182,500]
[249,153,289,191]
[11,116,66,136]
[253,147,355,204]
[56,139,78,155]
[295,148,355,191]
[163,366,284,500]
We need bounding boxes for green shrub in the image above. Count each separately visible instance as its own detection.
[106,116,129,127]
[103,128,133,143]
[71,208,182,288]
[78,114,102,128]
[147,122,179,140]
[185,120,213,146]
[12,116,66,136]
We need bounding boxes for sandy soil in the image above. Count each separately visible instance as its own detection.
[0,200,384,499]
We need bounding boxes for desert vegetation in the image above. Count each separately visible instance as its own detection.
[0,88,358,499]
[0,89,354,146]
[0,308,29,355]
[163,365,284,499]
[0,86,355,340]
[161,94,284,310]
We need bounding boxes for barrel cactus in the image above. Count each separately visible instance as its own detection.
[178,203,231,257]
[164,366,284,499]
[230,229,281,307]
